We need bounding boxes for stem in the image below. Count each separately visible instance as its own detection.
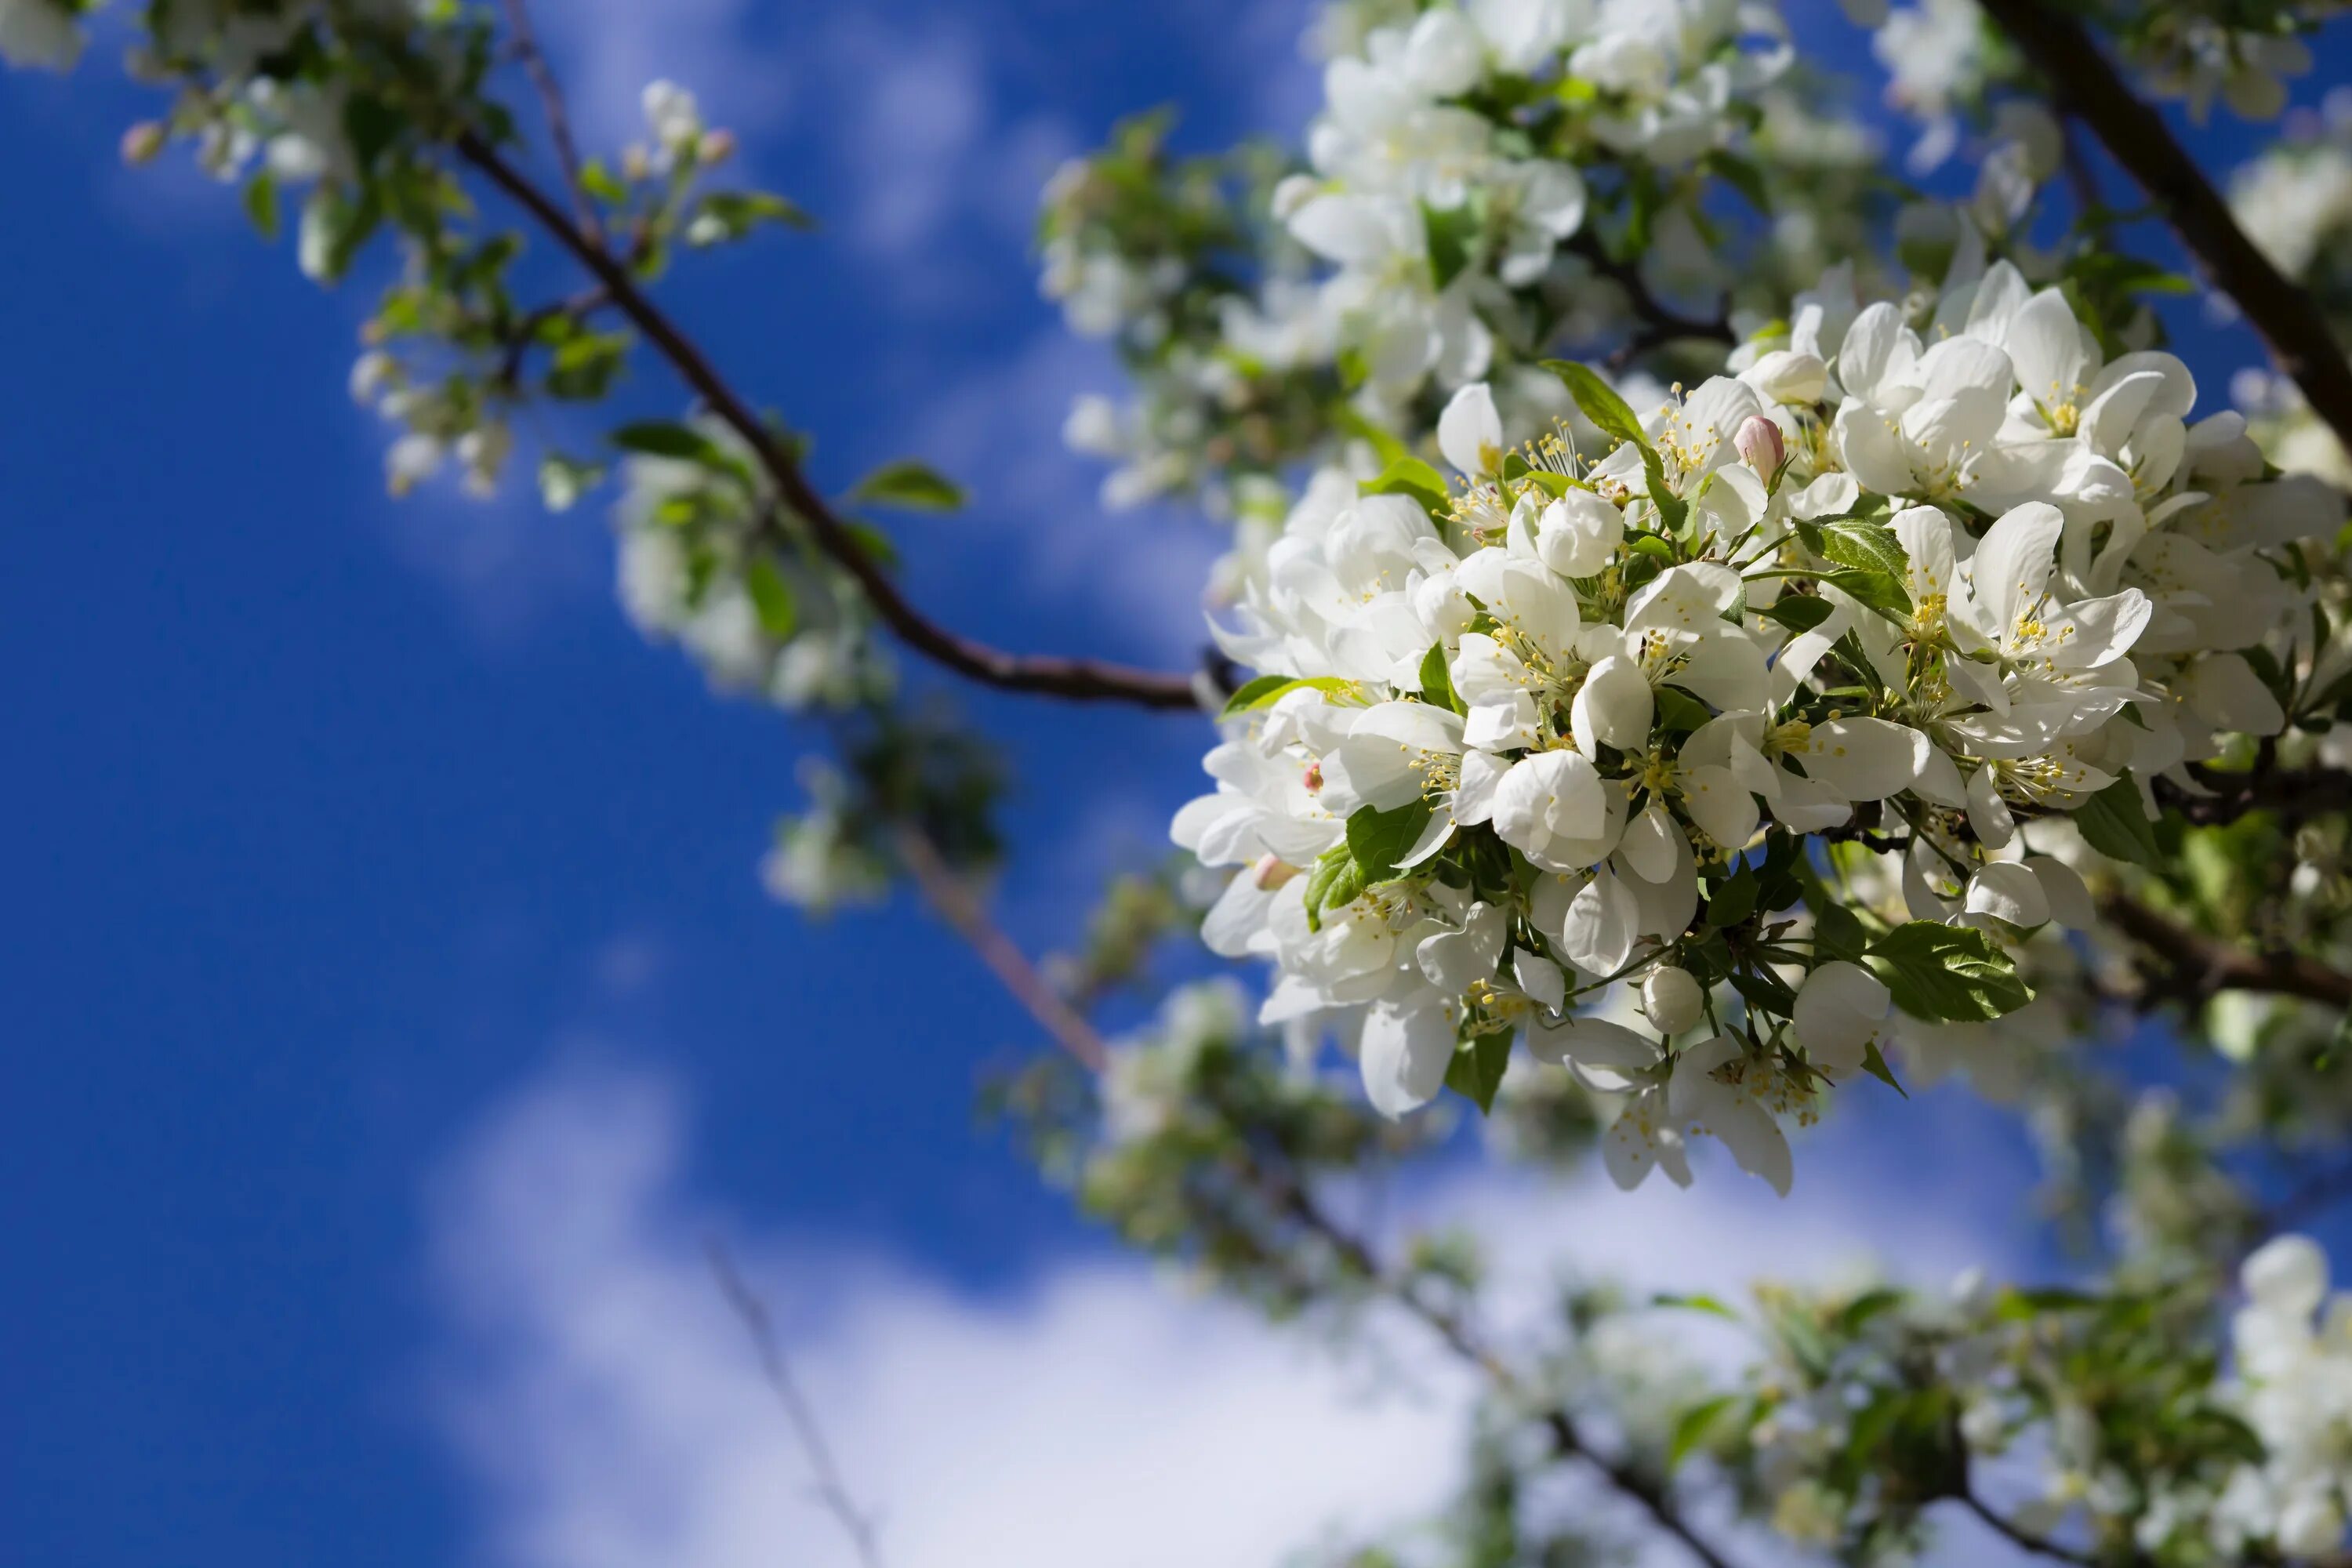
[705,1239,887,1568]
[2099,891,2352,1009]
[497,0,603,249]
[1955,1487,2106,1568]
[452,130,1206,711]
[891,825,1111,1073]
[1974,0,2352,454]
[1257,1159,1744,1568]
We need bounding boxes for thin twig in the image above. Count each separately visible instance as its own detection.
[705,1238,887,1568]
[2154,762,2352,829]
[2099,891,2352,1009]
[1973,0,2352,454]
[451,129,1206,711]
[1248,1152,1743,1568]
[497,0,604,249]
[891,825,1112,1073]
[1955,1486,2107,1568]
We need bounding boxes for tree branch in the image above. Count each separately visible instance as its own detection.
[452,129,1207,711]
[1973,0,2352,454]
[497,0,604,249]
[1955,1486,2104,1568]
[1258,1159,1744,1568]
[2099,891,2352,1009]
[705,1239,887,1568]
[891,825,1112,1073]
[2154,762,2352,829]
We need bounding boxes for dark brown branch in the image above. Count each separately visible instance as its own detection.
[1260,1160,1742,1568]
[452,129,1206,710]
[1973,0,2352,453]
[1955,1486,2106,1568]
[2099,891,2352,1009]
[705,1239,887,1568]
[891,826,1112,1073]
[2154,762,2352,829]
[498,0,604,249]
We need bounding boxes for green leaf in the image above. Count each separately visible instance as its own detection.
[1813,902,1868,966]
[1808,517,1911,581]
[1360,456,1451,517]
[686,190,818,246]
[1865,922,2031,1022]
[850,459,966,512]
[1706,151,1772,215]
[744,557,799,639]
[244,172,281,241]
[1421,200,1479,291]
[1220,674,1352,719]
[1653,685,1714,734]
[1347,799,1436,883]
[1641,446,1689,534]
[341,93,402,172]
[1444,1028,1514,1113]
[1541,359,1648,450]
[1707,864,1760,928]
[1820,567,1912,623]
[1757,593,1835,634]
[2074,774,2160,867]
[1668,1394,1741,1472]
[612,420,728,463]
[1860,1039,1909,1098]
[536,453,606,513]
[1302,845,1367,932]
[1418,643,1465,716]
[1729,966,1797,1018]
[579,158,628,205]
[1652,1292,1742,1320]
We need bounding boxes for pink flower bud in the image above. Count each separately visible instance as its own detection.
[1734,413,1785,475]
[121,122,167,166]
[1252,853,1298,891]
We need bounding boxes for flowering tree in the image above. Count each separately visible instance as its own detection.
[17,0,2352,1559]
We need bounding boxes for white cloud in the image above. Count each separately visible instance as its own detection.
[913,330,1228,666]
[421,1062,2038,1568]
[425,1064,1466,1568]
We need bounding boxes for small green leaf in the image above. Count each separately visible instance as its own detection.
[1421,200,1479,291]
[1302,844,1367,931]
[1445,1028,1515,1113]
[1865,921,2031,1022]
[686,189,818,246]
[1860,1039,1908,1098]
[744,557,799,639]
[612,420,728,462]
[244,172,281,241]
[1652,1292,1742,1320]
[1347,799,1436,883]
[1541,359,1648,450]
[1707,865,1760,928]
[2074,774,2160,867]
[1220,674,1352,719]
[1813,902,1868,965]
[1809,517,1911,581]
[579,158,628,205]
[536,453,606,512]
[341,93,402,172]
[1418,643,1465,716]
[1653,685,1714,734]
[1820,567,1912,624]
[850,459,966,512]
[1706,151,1772,215]
[1361,456,1452,517]
[1668,1394,1741,1472]
[1757,594,1835,633]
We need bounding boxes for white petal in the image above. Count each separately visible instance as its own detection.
[1965,861,2049,928]
[1359,1001,1457,1119]
[1794,718,1926,800]
[2027,855,2096,930]
[1437,382,1504,477]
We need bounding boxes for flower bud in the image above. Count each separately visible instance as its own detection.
[1252,853,1298,891]
[1733,413,1785,476]
[121,121,168,166]
[1640,964,1704,1035]
[698,129,738,166]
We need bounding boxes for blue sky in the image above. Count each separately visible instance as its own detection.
[2,5,2345,1568]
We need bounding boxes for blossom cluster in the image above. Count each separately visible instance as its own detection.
[2216,1234,2352,1557]
[1175,248,2343,1192]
